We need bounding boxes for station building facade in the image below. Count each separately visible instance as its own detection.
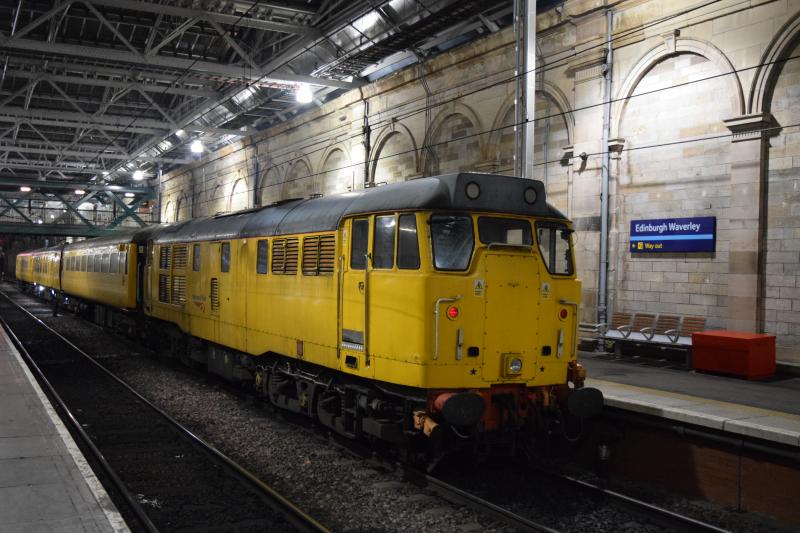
[159,0,800,363]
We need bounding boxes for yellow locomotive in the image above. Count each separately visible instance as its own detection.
[17,173,602,456]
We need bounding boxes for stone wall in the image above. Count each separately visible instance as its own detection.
[160,0,800,362]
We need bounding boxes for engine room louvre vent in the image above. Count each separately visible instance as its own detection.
[272,238,299,275]
[159,246,170,270]
[158,274,169,303]
[172,245,188,270]
[319,235,335,274]
[210,278,219,313]
[171,276,186,305]
[302,236,319,275]
[302,235,335,275]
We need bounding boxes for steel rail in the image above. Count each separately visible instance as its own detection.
[0,310,159,533]
[534,468,731,533]
[0,288,330,533]
[403,466,559,533]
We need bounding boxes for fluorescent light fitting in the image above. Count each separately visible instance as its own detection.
[295,84,313,103]
[102,171,109,176]
[190,140,203,153]
[124,192,135,198]
[133,170,144,181]
[20,186,31,192]
[75,189,85,195]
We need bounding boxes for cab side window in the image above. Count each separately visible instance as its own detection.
[192,244,201,272]
[397,214,420,269]
[221,242,230,273]
[373,216,395,269]
[256,240,269,274]
[350,219,369,270]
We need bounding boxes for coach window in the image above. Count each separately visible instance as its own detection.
[397,214,420,269]
[350,219,369,270]
[221,242,230,273]
[110,253,119,273]
[192,244,201,272]
[536,223,574,276]
[102,253,111,273]
[81,255,87,272]
[256,240,269,274]
[373,215,396,269]
[88,254,94,272]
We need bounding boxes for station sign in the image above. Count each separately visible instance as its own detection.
[630,216,716,253]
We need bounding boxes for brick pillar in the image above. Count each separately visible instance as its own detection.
[566,46,607,321]
[723,113,772,332]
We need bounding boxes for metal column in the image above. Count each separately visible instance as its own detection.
[515,0,537,179]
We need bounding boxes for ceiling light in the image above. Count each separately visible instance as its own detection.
[133,170,144,181]
[124,192,135,198]
[49,214,55,219]
[176,129,185,136]
[295,84,313,104]
[102,171,109,176]
[190,140,203,153]
[36,219,43,224]
[75,189,85,195]
[20,186,31,192]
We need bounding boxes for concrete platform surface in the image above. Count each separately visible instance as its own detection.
[0,326,128,532]
[582,353,800,447]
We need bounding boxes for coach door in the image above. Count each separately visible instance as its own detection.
[339,217,373,377]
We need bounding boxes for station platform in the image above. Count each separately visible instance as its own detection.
[0,325,128,532]
[581,352,800,448]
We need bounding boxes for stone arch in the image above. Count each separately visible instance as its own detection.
[260,164,284,206]
[749,11,800,113]
[370,123,419,184]
[163,200,174,223]
[281,158,313,200]
[318,145,354,195]
[209,185,223,214]
[487,84,574,172]
[421,102,483,176]
[228,176,250,212]
[175,192,189,221]
[612,37,745,138]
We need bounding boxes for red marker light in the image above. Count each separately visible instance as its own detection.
[447,306,459,320]
[559,308,568,319]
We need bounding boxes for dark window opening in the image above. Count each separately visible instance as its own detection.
[373,215,396,269]
[478,217,532,246]
[430,215,474,271]
[397,214,420,269]
[536,223,574,276]
[350,219,369,270]
[256,240,269,274]
[221,242,230,273]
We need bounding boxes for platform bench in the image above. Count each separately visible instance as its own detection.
[602,313,706,365]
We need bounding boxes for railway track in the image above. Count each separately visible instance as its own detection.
[3,285,737,532]
[0,289,328,533]
[532,468,730,533]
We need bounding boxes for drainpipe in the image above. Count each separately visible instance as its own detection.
[598,10,613,326]
[362,89,371,187]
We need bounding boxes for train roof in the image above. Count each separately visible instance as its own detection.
[65,228,142,250]
[153,173,566,244]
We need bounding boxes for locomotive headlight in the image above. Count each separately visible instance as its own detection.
[503,355,523,376]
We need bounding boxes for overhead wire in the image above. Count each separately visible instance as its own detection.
[162,0,753,196]
[181,49,800,210]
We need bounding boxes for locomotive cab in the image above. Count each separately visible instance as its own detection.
[336,181,602,453]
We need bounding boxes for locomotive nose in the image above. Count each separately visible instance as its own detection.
[433,391,486,426]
